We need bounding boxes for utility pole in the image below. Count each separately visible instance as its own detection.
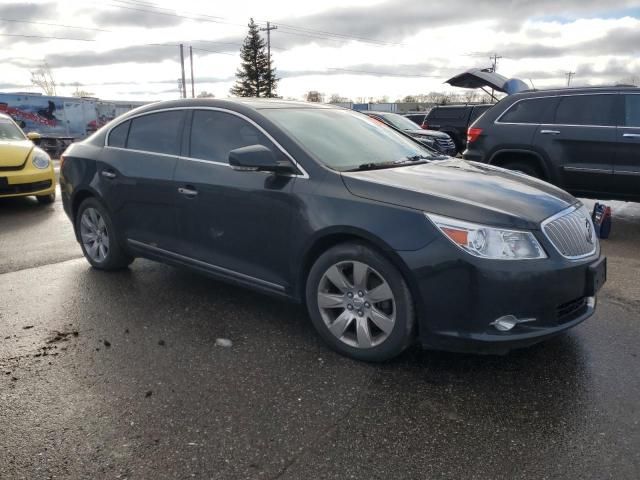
[565,71,575,87]
[489,53,502,73]
[189,45,195,98]
[259,21,278,97]
[179,43,187,99]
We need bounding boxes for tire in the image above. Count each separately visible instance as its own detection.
[305,242,415,362]
[501,161,542,179]
[36,192,56,204]
[75,197,134,270]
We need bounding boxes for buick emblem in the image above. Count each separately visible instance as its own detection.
[585,219,594,244]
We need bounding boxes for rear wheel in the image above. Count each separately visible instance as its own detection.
[75,197,133,270]
[36,192,55,204]
[305,243,415,362]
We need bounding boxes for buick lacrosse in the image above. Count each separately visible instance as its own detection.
[60,99,606,361]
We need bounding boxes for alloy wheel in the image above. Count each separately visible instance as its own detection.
[80,207,110,263]
[317,261,396,349]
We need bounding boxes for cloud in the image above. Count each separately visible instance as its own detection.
[0,2,56,20]
[93,8,184,28]
[43,44,181,68]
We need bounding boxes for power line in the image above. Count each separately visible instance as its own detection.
[0,32,96,42]
[0,18,110,32]
[107,0,405,48]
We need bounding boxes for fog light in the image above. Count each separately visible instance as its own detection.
[490,315,536,332]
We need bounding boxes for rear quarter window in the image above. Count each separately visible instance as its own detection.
[107,120,129,148]
[623,95,640,127]
[427,107,465,120]
[498,97,558,124]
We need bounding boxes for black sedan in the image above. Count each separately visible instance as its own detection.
[364,110,457,156]
[60,99,606,361]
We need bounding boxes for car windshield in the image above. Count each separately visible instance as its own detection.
[377,113,421,131]
[261,108,436,171]
[0,118,26,141]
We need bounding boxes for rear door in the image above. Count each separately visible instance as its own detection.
[172,109,298,290]
[100,110,185,251]
[533,93,618,196]
[615,93,640,197]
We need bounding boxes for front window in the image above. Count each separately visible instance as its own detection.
[261,108,436,171]
[0,118,26,141]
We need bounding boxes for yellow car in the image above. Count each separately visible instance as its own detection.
[0,113,56,204]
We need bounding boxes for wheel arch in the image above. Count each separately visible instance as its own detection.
[295,228,420,313]
[488,149,552,180]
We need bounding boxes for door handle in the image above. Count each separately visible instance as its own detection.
[101,170,117,179]
[540,129,560,135]
[623,133,640,138]
[178,186,198,197]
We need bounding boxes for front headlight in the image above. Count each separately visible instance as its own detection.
[32,148,51,169]
[426,213,547,260]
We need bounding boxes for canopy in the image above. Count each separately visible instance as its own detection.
[446,68,529,95]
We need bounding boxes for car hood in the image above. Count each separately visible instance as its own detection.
[0,140,34,168]
[404,129,449,139]
[341,159,578,230]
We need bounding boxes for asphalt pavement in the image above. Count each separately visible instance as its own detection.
[1,187,639,479]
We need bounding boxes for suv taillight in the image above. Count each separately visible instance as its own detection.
[420,122,429,130]
[467,127,483,143]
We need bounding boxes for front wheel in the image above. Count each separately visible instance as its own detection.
[305,243,415,362]
[75,197,133,270]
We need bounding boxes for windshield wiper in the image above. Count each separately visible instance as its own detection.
[346,156,429,172]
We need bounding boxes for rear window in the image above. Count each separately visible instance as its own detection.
[554,94,617,126]
[470,105,492,122]
[127,111,184,155]
[428,107,466,120]
[624,95,640,127]
[498,97,557,124]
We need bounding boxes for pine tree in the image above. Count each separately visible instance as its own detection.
[230,18,279,97]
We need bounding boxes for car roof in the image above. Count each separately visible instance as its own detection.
[132,98,339,114]
[365,111,400,116]
[512,85,639,99]
[0,112,11,120]
[432,104,494,109]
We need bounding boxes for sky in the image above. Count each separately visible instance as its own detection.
[0,0,639,101]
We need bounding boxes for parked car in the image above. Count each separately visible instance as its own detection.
[404,112,429,129]
[60,99,606,361]
[424,104,494,153]
[463,86,640,202]
[363,111,457,156]
[0,113,56,204]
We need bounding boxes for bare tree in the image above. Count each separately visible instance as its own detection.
[328,93,350,103]
[30,62,57,96]
[197,91,215,98]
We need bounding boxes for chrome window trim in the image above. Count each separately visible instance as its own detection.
[540,205,598,261]
[127,238,285,291]
[495,92,619,128]
[104,106,309,179]
[562,166,612,174]
[614,170,640,176]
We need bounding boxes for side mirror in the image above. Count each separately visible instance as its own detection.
[27,132,41,142]
[228,144,295,174]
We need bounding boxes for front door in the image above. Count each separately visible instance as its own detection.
[615,93,640,198]
[533,93,618,197]
[172,109,298,291]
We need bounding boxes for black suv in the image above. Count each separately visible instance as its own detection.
[423,104,494,153]
[463,87,640,202]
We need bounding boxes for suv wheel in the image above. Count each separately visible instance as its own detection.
[501,161,542,179]
[305,243,415,362]
[76,197,134,270]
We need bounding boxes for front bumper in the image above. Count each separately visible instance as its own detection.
[398,236,604,354]
[0,164,56,198]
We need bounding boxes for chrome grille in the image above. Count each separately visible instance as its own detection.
[434,137,457,155]
[542,206,597,259]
